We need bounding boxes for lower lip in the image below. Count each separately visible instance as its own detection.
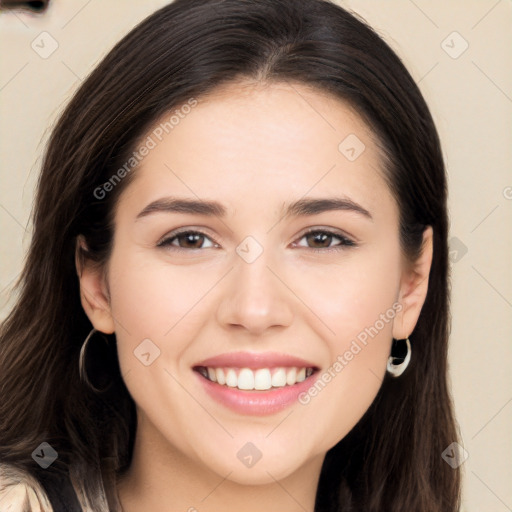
[194,371,317,416]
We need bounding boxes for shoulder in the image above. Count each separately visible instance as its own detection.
[0,462,54,512]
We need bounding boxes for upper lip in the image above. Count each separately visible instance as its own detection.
[193,351,318,370]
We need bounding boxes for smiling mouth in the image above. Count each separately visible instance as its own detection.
[193,366,317,391]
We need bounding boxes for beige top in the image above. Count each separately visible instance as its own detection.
[0,462,123,512]
[0,462,55,512]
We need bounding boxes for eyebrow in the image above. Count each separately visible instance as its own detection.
[135,196,372,221]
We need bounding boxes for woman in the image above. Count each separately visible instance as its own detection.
[0,0,461,510]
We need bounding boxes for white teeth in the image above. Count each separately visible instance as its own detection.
[207,367,217,382]
[225,369,238,387]
[254,369,272,390]
[286,367,297,386]
[238,368,255,390]
[271,368,287,387]
[199,366,314,390]
[215,368,226,385]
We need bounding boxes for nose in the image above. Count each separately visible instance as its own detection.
[215,250,294,336]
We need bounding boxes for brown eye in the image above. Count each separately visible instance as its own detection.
[158,231,216,250]
[295,229,356,252]
[176,233,206,249]
[306,232,333,249]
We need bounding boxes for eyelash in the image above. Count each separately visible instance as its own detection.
[157,228,356,253]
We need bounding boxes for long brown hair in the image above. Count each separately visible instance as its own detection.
[0,0,461,510]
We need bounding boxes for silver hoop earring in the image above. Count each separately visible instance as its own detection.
[386,337,411,377]
[79,328,113,393]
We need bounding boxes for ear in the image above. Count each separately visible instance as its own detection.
[75,236,115,334]
[392,226,433,339]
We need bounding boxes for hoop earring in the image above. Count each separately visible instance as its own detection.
[386,337,411,378]
[79,328,113,393]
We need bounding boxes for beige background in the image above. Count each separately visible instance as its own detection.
[1,1,511,510]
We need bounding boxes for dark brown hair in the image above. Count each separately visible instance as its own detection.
[0,0,461,510]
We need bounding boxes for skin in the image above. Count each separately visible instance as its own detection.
[77,81,433,511]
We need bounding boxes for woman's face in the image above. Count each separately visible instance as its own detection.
[81,81,428,485]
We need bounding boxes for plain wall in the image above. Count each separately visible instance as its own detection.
[1,1,511,510]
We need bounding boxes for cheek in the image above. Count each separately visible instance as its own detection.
[105,250,217,451]
[104,249,205,401]
[107,246,214,339]
[291,246,401,343]
[291,249,401,449]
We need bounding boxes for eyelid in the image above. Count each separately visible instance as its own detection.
[156,226,221,248]
[292,227,357,252]
[295,226,357,244]
[157,226,357,252]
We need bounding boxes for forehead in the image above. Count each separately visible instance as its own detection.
[119,81,394,219]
